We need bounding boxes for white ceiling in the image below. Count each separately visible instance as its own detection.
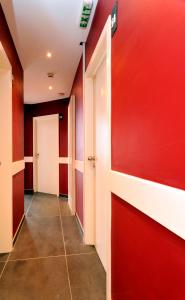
[1,0,98,103]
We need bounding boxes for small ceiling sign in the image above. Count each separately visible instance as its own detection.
[111,1,118,37]
[80,0,93,29]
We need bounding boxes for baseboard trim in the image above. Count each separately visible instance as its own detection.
[13,214,25,245]
[75,212,84,234]
[59,193,68,198]
[24,189,34,194]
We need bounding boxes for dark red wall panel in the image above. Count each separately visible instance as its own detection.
[75,170,83,226]
[59,108,68,157]
[0,5,24,162]
[24,163,33,191]
[112,194,185,299]
[0,5,24,236]
[13,171,24,236]
[59,164,68,195]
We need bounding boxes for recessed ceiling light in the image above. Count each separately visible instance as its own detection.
[49,86,53,90]
[46,52,52,58]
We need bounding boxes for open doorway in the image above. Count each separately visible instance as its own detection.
[0,43,13,253]
[84,16,111,299]
[33,114,59,196]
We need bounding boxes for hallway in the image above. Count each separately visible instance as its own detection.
[0,194,106,300]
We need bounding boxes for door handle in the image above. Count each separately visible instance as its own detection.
[88,156,96,161]
[35,153,39,158]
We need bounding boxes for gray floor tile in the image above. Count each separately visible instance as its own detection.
[68,253,106,300]
[0,257,71,300]
[9,216,65,260]
[59,198,72,217]
[0,254,8,263]
[27,193,60,217]
[24,194,33,213]
[62,216,95,254]
[0,263,5,274]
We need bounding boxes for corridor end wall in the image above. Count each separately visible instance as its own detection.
[24,99,69,196]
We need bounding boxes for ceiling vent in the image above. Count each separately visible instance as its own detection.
[47,72,54,78]
[79,0,93,29]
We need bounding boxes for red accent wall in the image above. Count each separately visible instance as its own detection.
[24,163,33,191]
[71,0,185,297]
[0,5,24,236]
[75,170,83,226]
[13,171,24,236]
[24,99,69,194]
[59,164,68,195]
[112,194,185,299]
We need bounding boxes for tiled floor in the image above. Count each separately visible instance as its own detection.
[0,193,106,300]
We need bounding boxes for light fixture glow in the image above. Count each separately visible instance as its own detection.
[46,52,52,58]
[48,86,53,90]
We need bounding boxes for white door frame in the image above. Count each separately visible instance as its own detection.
[33,114,59,196]
[0,43,13,253]
[83,16,112,299]
[68,95,76,214]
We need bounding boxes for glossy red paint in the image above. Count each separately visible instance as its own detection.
[111,0,185,189]
[13,171,24,236]
[75,170,83,226]
[59,164,68,195]
[24,99,69,192]
[112,194,185,299]
[24,163,33,191]
[0,5,24,235]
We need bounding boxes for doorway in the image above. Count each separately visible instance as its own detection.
[0,43,13,253]
[84,16,111,299]
[33,114,59,195]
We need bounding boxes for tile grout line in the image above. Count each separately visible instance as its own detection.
[6,251,95,263]
[12,193,36,250]
[0,253,11,280]
[0,193,36,281]
[57,197,73,300]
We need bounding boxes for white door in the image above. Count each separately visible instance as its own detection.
[35,114,59,195]
[68,95,76,213]
[94,57,109,270]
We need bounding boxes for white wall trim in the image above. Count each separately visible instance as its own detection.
[75,160,84,173]
[59,157,69,164]
[110,170,185,240]
[12,160,25,176]
[24,156,33,163]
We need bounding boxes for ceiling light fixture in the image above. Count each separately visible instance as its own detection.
[48,86,53,90]
[46,52,52,58]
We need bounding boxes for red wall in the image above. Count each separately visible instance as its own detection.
[0,5,24,236]
[24,99,69,195]
[71,0,185,297]
[112,194,185,299]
